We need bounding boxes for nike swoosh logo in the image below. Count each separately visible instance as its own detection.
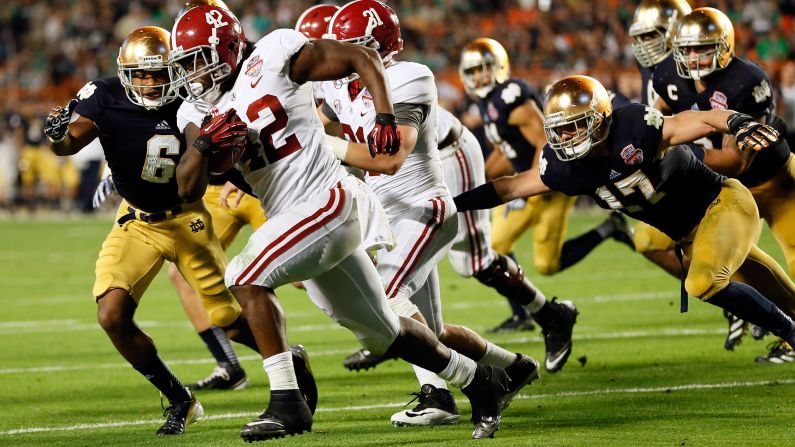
[406,412,433,418]
[545,342,572,371]
[251,77,262,88]
[360,111,368,117]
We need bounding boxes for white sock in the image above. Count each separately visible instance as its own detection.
[479,342,518,368]
[412,365,448,389]
[526,290,547,314]
[437,350,477,389]
[262,351,298,390]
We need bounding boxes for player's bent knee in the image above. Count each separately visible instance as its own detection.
[685,269,727,300]
[203,292,242,327]
[534,259,560,276]
[388,296,421,319]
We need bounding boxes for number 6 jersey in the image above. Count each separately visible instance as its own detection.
[539,104,725,241]
[177,29,348,217]
[74,76,186,212]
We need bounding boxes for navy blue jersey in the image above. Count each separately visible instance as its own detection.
[74,77,186,212]
[653,57,787,186]
[539,104,724,241]
[609,89,632,109]
[475,79,543,172]
[637,61,658,106]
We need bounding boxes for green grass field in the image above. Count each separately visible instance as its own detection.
[1,211,793,446]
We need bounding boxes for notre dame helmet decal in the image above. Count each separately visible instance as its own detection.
[458,38,510,99]
[543,75,613,161]
[117,26,178,109]
[672,7,735,80]
[629,0,692,67]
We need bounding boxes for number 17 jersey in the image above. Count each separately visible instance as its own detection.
[177,29,347,217]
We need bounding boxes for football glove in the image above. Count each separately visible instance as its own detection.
[367,113,401,158]
[92,174,116,209]
[727,113,780,151]
[44,99,78,143]
[194,108,248,156]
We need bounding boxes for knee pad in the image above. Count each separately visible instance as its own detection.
[203,291,242,327]
[685,267,726,300]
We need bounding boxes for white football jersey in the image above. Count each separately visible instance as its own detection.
[436,106,455,143]
[319,61,448,216]
[178,29,347,217]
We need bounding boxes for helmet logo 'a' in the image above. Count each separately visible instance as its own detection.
[362,8,383,35]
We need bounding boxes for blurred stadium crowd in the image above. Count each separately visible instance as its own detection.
[1,0,794,213]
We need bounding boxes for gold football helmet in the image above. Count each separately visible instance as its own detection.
[178,0,230,18]
[629,0,692,67]
[117,26,177,109]
[672,7,735,80]
[543,75,612,161]
[458,38,510,99]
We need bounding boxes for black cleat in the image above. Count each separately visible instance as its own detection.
[156,391,203,435]
[187,365,248,391]
[290,344,318,415]
[542,299,579,374]
[723,311,748,351]
[390,384,460,426]
[342,348,397,371]
[500,354,540,411]
[487,314,536,333]
[607,211,635,250]
[241,390,312,442]
[755,340,795,364]
[461,364,510,439]
[751,324,768,340]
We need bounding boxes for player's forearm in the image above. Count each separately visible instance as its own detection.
[665,109,733,146]
[351,47,394,115]
[49,134,83,156]
[342,140,406,175]
[176,148,210,203]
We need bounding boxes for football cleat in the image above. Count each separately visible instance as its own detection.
[487,314,536,333]
[499,354,540,411]
[723,311,748,351]
[391,384,460,427]
[542,299,579,373]
[342,348,398,372]
[187,365,248,391]
[290,344,318,415]
[751,324,768,340]
[241,390,313,442]
[755,340,795,364]
[461,364,510,439]
[156,391,204,435]
[607,211,635,250]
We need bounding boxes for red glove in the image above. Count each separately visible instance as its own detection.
[194,108,248,156]
[367,113,401,158]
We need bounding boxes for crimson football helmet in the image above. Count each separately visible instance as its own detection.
[326,0,403,62]
[295,4,339,40]
[170,5,246,102]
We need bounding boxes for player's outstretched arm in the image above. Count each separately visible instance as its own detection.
[661,109,780,151]
[177,121,209,202]
[46,100,99,156]
[453,166,550,212]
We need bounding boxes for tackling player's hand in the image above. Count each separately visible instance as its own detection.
[727,113,780,151]
[194,108,248,156]
[92,175,116,208]
[367,113,401,158]
[44,99,78,143]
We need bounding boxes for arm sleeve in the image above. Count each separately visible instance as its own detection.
[452,181,505,212]
[73,81,105,129]
[321,101,339,122]
[393,103,428,129]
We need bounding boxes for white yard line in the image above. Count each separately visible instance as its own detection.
[0,327,726,375]
[2,377,792,436]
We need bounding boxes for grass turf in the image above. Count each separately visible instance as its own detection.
[1,211,793,446]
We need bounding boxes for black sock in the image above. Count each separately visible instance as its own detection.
[133,355,191,403]
[199,327,241,370]
[559,230,605,271]
[509,300,528,319]
[531,300,557,328]
[707,282,795,343]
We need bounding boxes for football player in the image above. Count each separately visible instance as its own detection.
[316,0,543,428]
[458,37,634,331]
[454,75,795,357]
[44,26,317,436]
[171,5,520,440]
[654,8,795,360]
